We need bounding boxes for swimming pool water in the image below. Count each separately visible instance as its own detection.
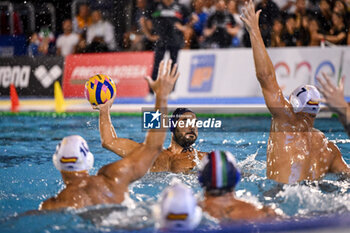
[1,115,350,232]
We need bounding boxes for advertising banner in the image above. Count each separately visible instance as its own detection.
[62,52,154,98]
[174,47,350,98]
[0,56,64,96]
[0,35,27,57]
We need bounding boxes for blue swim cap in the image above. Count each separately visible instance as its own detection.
[198,151,240,194]
[170,108,195,132]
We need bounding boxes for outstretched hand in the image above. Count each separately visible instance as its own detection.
[145,60,180,98]
[93,87,117,111]
[317,72,348,112]
[240,0,261,32]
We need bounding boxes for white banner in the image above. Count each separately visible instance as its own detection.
[174,46,350,98]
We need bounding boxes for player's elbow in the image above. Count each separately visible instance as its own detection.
[101,138,114,150]
[101,140,109,149]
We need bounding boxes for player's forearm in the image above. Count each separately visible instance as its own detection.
[99,108,119,150]
[144,94,168,149]
[249,27,276,85]
[132,94,168,180]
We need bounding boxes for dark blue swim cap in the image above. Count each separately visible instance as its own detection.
[198,151,241,194]
[170,108,195,132]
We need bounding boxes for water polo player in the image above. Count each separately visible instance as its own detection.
[153,181,202,231]
[39,60,179,210]
[241,0,350,184]
[97,61,207,173]
[198,151,277,221]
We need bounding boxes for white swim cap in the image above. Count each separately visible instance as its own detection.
[154,182,202,231]
[289,85,321,115]
[53,135,94,172]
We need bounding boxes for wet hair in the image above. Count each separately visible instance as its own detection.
[170,108,195,132]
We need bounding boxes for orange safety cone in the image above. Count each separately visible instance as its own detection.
[10,84,19,113]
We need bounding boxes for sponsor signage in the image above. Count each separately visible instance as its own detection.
[0,35,27,57]
[0,57,63,96]
[174,47,350,98]
[188,54,215,92]
[62,52,154,98]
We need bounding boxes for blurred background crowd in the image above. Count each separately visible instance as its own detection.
[1,0,350,57]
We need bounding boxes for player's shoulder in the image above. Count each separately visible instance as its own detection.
[89,174,107,184]
[312,127,323,134]
[197,151,208,160]
[312,128,340,151]
[237,199,258,209]
[159,149,173,159]
[61,183,82,196]
[311,128,329,142]
[312,128,328,139]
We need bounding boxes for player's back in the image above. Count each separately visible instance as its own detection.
[44,175,127,209]
[202,198,275,221]
[267,117,336,184]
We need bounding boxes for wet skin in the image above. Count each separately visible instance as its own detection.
[99,109,206,173]
[200,192,277,222]
[40,60,178,210]
[241,0,350,184]
[267,108,348,183]
[151,112,206,173]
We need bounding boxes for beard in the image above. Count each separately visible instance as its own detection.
[173,129,197,148]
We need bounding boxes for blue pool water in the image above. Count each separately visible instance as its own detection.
[1,115,350,232]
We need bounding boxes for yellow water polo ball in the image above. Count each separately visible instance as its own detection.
[85,74,117,106]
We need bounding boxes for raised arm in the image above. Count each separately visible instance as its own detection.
[240,0,291,117]
[317,73,350,137]
[98,60,179,183]
[97,93,141,158]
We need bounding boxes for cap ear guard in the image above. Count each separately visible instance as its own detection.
[53,135,94,172]
[289,85,321,115]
